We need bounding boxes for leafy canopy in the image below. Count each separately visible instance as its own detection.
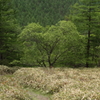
[19,21,84,67]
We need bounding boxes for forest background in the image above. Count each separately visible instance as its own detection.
[0,0,100,68]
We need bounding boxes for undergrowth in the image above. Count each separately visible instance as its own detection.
[0,65,100,100]
[14,67,100,100]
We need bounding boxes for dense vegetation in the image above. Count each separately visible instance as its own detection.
[0,0,21,65]
[0,65,100,99]
[0,0,100,99]
[11,0,77,26]
[70,0,100,67]
[0,0,100,67]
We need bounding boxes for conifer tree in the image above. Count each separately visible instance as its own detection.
[70,0,100,67]
[0,0,20,65]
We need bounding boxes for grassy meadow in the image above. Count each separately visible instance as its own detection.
[0,65,100,100]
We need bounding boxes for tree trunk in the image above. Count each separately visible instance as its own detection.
[86,30,91,67]
[86,6,92,67]
[0,53,4,65]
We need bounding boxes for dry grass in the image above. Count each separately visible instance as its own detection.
[0,65,20,75]
[13,67,100,100]
[0,65,12,75]
[0,65,100,100]
[0,65,32,100]
[0,75,32,100]
[52,68,100,100]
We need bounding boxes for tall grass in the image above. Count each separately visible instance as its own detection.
[14,67,100,100]
[0,65,31,100]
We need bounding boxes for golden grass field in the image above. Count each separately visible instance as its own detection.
[0,65,100,100]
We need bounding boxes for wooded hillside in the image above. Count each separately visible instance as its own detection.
[11,0,78,26]
[0,0,100,67]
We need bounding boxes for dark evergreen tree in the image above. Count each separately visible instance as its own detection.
[0,0,21,65]
[70,0,100,67]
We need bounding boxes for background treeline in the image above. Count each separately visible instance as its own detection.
[11,0,77,26]
[0,0,100,68]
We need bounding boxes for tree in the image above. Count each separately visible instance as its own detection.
[0,0,20,65]
[19,21,84,67]
[70,0,100,67]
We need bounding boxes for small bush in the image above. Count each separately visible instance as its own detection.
[9,60,22,66]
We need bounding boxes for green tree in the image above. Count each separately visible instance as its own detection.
[70,0,100,67]
[0,0,20,65]
[19,21,84,67]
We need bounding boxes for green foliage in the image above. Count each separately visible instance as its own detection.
[9,60,21,66]
[1,0,99,68]
[11,0,78,26]
[70,0,100,67]
[0,0,21,65]
[19,21,84,67]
